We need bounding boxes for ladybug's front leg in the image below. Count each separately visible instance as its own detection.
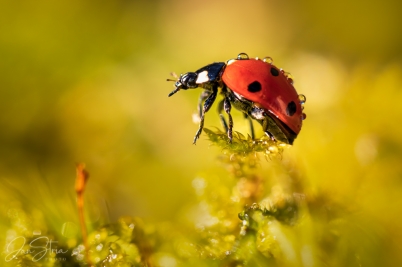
[197,90,211,119]
[217,100,228,133]
[193,85,218,144]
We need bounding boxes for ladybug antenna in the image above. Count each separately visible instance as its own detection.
[167,72,181,96]
[166,72,179,82]
[167,72,179,82]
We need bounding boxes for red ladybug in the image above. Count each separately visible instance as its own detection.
[168,53,306,145]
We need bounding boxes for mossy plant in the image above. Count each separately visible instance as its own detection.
[1,128,354,267]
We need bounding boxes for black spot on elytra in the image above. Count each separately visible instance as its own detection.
[247,81,262,92]
[286,101,297,116]
[270,67,279,76]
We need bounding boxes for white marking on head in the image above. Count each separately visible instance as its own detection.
[196,71,209,84]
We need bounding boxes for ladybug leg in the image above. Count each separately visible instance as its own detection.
[265,130,276,141]
[262,118,277,142]
[243,113,255,139]
[217,100,229,133]
[198,90,211,119]
[223,97,233,143]
[193,85,218,144]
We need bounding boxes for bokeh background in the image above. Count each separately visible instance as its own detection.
[1,0,402,265]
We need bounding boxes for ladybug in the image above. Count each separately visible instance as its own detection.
[168,53,306,145]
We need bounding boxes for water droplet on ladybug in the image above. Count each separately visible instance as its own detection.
[237,53,249,60]
[263,57,273,64]
[298,94,306,104]
[284,72,292,78]
[284,72,294,85]
[301,113,307,120]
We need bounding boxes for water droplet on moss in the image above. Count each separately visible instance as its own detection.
[268,146,279,154]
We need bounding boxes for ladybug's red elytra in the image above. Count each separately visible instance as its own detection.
[168,53,306,145]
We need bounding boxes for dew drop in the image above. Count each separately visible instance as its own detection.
[250,203,259,209]
[284,72,294,84]
[76,254,84,261]
[263,56,273,64]
[301,113,307,120]
[298,94,306,104]
[237,53,249,60]
[240,226,247,236]
[96,244,103,251]
[268,146,278,154]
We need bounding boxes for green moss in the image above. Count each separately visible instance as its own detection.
[203,128,288,158]
[0,125,389,266]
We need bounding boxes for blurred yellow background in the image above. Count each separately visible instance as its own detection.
[1,0,402,264]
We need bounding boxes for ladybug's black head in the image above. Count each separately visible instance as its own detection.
[168,72,198,97]
[179,72,198,89]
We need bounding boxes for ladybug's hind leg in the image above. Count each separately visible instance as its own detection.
[217,100,229,133]
[223,97,233,143]
[193,85,218,144]
[243,113,255,140]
